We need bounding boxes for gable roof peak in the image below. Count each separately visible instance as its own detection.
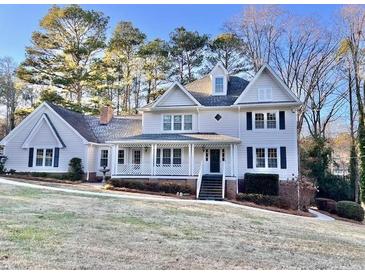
[210,62,229,77]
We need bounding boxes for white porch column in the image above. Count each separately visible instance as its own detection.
[191,144,195,175]
[188,144,192,176]
[112,145,117,176]
[234,144,238,177]
[230,144,234,177]
[150,144,154,176]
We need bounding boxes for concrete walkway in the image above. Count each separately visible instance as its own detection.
[0,177,334,221]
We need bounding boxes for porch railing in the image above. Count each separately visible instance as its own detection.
[155,163,189,176]
[222,161,226,199]
[116,164,151,175]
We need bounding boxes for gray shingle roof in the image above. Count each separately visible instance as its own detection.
[184,75,249,106]
[47,102,141,143]
[112,133,241,143]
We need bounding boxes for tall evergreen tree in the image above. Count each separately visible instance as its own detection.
[107,21,146,114]
[169,27,208,84]
[205,33,249,74]
[17,5,109,107]
[138,39,170,104]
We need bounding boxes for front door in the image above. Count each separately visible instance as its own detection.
[210,149,220,173]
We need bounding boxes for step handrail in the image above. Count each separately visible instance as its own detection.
[222,161,226,199]
[196,161,204,199]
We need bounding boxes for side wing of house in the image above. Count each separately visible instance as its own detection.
[0,103,89,173]
[234,65,300,180]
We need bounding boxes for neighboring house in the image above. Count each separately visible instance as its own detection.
[0,63,301,200]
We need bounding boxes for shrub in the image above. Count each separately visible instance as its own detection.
[109,179,193,194]
[243,173,279,196]
[336,201,364,222]
[68,158,84,181]
[236,193,289,209]
[317,175,354,202]
[315,198,337,214]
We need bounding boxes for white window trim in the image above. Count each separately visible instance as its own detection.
[253,146,280,170]
[253,111,279,131]
[161,113,194,132]
[33,147,55,168]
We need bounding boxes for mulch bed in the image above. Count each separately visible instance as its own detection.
[0,174,81,185]
[106,186,195,200]
[230,200,316,217]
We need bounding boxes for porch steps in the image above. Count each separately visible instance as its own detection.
[198,174,223,201]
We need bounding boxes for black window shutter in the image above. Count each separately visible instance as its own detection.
[247,147,253,169]
[279,111,285,130]
[246,112,252,130]
[280,147,287,169]
[54,148,60,167]
[28,148,34,167]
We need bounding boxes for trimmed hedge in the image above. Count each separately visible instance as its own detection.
[15,172,70,180]
[236,193,289,209]
[109,179,193,194]
[317,175,354,202]
[244,173,279,196]
[315,198,337,214]
[336,201,364,222]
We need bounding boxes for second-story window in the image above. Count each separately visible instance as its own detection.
[255,113,265,129]
[163,114,193,131]
[184,115,192,130]
[215,77,224,94]
[267,113,277,128]
[173,115,182,130]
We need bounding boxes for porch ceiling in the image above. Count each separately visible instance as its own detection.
[106,133,241,144]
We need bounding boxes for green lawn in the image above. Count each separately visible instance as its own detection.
[0,182,364,270]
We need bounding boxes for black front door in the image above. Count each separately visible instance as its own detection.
[210,149,220,173]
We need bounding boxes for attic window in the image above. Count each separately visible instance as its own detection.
[215,77,224,94]
[215,114,222,121]
[258,88,273,101]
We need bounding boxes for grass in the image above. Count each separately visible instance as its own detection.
[0,182,364,269]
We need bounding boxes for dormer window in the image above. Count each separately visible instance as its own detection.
[214,77,224,94]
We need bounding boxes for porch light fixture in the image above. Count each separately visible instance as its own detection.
[144,146,148,152]
[201,145,206,152]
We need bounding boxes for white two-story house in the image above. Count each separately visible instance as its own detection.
[0,63,301,200]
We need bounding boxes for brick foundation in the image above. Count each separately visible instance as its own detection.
[86,172,97,182]
[225,180,238,199]
[279,180,316,210]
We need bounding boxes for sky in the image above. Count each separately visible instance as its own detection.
[0,4,341,64]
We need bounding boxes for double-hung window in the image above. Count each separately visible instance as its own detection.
[267,113,277,129]
[35,148,53,167]
[173,149,182,165]
[268,148,278,168]
[255,112,277,129]
[100,149,109,167]
[162,149,171,165]
[215,77,224,94]
[255,113,265,129]
[173,115,182,130]
[118,150,125,164]
[256,148,265,168]
[163,114,193,131]
[255,148,278,168]
[163,115,172,131]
